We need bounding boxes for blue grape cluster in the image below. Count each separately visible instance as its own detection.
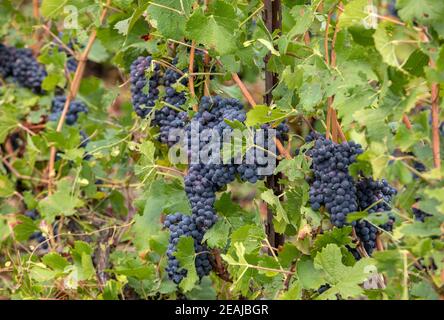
[306,132,363,227]
[356,178,397,231]
[354,178,396,255]
[353,220,378,256]
[49,95,88,125]
[12,48,47,93]
[129,56,161,118]
[166,96,276,284]
[237,122,289,183]
[306,133,400,257]
[0,44,16,78]
[152,60,188,146]
[152,107,188,146]
[160,60,187,107]
[164,213,212,284]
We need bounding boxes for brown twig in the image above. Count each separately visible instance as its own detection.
[376,234,384,251]
[402,114,412,130]
[324,10,332,66]
[47,0,111,194]
[430,73,441,169]
[211,248,232,283]
[188,40,197,111]
[324,3,346,143]
[303,31,310,45]
[1,154,48,184]
[274,138,291,160]
[32,0,39,19]
[231,73,257,107]
[283,260,297,290]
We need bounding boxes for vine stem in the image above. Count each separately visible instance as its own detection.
[231,72,257,107]
[324,3,346,143]
[430,70,441,169]
[402,114,412,130]
[188,40,198,111]
[47,0,111,195]
[32,0,39,19]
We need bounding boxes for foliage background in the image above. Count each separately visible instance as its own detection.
[0,0,443,300]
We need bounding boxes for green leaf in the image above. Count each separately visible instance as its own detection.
[373,22,418,68]
[186,277,217,300]
[42,253,69,271]
[41,0,67,18]
[175,236,198,292]
[203,219,230,248]
[0,107,20,143]
[13,215,38,242]
[186,8,237,55]
[245,105,288,127]
[132,179,190,252]
[397,0,444,25]
[147,0,193,40]
[314,244,375,299]
[0,175,15,198]
[297,257,326,290]
[313,226,353,252]
[288,5,314,37]
[339,0,371,29]
[38,178,83,222]
[261,189,289,224]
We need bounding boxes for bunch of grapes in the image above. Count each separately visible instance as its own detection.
[237,122,289,184]
[165,96,248,284]
[152,59,188,146]
[306,132,363,227]
[160,60,187,107]
[353,220,378,255]
[356,178,397,231]
[0,44,16,78]
[161,95,290,285]
[129,56,161,118]
[49,95,88,125]
[152,107,188,146]
[163,213,212,284]
[11,48,47,93]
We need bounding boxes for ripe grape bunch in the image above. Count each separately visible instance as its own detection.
[129,56,161,119]
[307,132,363,227]
[0,44,16,78]
[356,178,397,231]
[164,97,244,284]
[12,48,47,93]
[237,122,289,184]
[163,213,212,284]
[163,96,288,285]
[49,95,88,125]
[152,59,188,146]
[350,177,397,256]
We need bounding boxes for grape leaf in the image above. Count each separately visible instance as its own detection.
[314,244,375,300]
[186,8,237,55]
[175,236,198,292]
[147,0,193,40]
